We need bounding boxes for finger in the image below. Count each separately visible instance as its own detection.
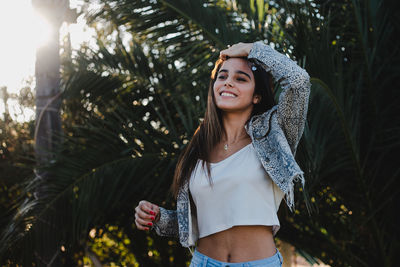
[135,214,154,229]
[136,207,156,221]
[135,217,150,231]
[219,52,227,60]
[134,205,141,213]
[134,215,147,230]
[139,201,155,215]
[150,203,159,213]
[135,212,152,225]
[148,203,160,216]
[135,212,154,227]
[220,47,233,59]
[221,48,230,53]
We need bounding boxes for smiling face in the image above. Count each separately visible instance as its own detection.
[213,58,259,114]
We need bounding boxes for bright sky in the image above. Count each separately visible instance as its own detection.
[0,0,95,122]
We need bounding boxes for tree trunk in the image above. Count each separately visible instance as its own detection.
[32,1,76,265]
[34,12,62,166]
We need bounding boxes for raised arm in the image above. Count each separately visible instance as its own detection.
[247,41,311,155]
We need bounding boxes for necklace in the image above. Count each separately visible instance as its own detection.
[223,133,249,151]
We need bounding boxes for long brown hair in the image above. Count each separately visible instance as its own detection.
[170,57,275,199]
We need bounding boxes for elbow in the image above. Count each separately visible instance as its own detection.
[299,68,311,88]
[293,68,311,94]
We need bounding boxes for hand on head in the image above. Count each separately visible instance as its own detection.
[219,42,253,60]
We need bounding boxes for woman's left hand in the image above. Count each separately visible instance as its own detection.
[219,42,253,60]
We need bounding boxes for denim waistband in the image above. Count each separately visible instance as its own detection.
[189,248,283,267]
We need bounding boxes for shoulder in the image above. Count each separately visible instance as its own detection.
[246,106,278,138]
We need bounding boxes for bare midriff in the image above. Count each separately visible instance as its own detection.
[196,225,276,263]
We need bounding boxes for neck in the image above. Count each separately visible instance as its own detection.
[221,111,251,143]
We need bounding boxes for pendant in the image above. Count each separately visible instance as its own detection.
[224,144,228,151]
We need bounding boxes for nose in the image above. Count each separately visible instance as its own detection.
[224,78,233,87]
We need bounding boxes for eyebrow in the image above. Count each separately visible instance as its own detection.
[218,69,252,80]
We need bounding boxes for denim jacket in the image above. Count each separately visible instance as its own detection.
[151,41,311,255]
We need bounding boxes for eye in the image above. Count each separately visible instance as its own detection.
[236,77,247,82]
[217,75,227,79]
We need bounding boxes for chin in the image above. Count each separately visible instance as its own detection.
[217,106,244,113]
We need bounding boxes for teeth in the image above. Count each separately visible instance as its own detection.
[221,92,236,97]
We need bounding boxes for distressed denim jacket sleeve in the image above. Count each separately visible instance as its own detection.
[152,206,179,237]
[248,41,311,155]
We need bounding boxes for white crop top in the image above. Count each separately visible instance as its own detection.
[189,143,284,238]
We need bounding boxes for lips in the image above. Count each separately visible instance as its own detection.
[220,90,237,97]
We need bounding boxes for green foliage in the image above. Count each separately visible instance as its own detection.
[0,118,35,228]
[274,0,400,266]
[0,86,36,265]
[1,0,399,266]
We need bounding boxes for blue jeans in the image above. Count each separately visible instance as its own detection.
[189,248,283,267]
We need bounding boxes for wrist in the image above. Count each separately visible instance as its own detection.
[155,211,161,223]
[246,43,253,55]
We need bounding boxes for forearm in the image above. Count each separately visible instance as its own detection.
[248,41,310,91]
[248,41,311,154]
[152,207,179,237]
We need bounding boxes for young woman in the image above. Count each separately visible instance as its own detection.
[134,41,310,267]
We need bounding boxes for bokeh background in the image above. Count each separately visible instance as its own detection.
[0,0,399,266]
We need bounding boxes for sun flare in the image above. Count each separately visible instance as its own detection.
[0,0,95,122]
[0,0,53,94]
[31,10,53,49]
